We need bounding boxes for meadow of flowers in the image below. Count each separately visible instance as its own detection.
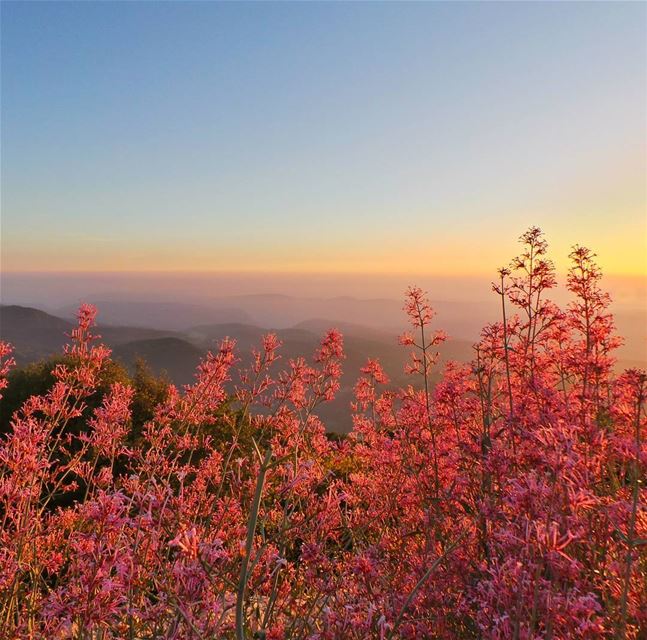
[0,228,644,639]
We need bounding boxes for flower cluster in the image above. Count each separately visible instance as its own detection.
[0,229,644,639]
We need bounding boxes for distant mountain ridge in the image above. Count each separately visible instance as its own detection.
[0,304,475,431]
[0,305,179,364]
[111,337,204,385]
[0,305,75,362]
[2,302,644,432]
[55,300,252,331]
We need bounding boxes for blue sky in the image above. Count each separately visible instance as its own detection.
[2,1,645,274]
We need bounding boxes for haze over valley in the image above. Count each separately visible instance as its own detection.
[3,271,645,431]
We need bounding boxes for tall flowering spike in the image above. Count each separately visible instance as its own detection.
[403,286,434,328]
[181,337,236,423]
[508,226,557,303]
[353,359,389,412]
[311,329,345,403]
[505,227,559,382]
[76,302,98,332]
[566,244,621,408]
[262,333,282,360]
[514,225,548,262]
[67,303,100,353]
[253,333,282,375]
[314,328,345,363]
[86,382,134,458]
[53,303,111,394]
[568,245,602,292]
[399,287,445,379]
[567,244,613,326]
[238,333,282,405]
[491,265,511,297]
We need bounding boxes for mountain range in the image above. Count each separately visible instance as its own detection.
[0,304,475,431]
[2,299,645,431]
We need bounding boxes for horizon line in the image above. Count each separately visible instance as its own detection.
[2,268,646,280]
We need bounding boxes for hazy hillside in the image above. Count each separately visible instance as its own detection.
[0,305,179,364]
[56,300,253,331]
[2,300,643,432]
[0,304,476,432]
[112,337,205,385]
[0,305,74,363]
[614,309,647,366]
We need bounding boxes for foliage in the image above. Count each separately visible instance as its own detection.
[0,229,644,639]
[0,356,168,441]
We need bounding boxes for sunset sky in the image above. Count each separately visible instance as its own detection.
[2,1,646,277]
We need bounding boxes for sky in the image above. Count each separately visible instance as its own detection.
[1,1,646,278]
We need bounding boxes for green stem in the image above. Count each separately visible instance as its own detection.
[236,447,272,640]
